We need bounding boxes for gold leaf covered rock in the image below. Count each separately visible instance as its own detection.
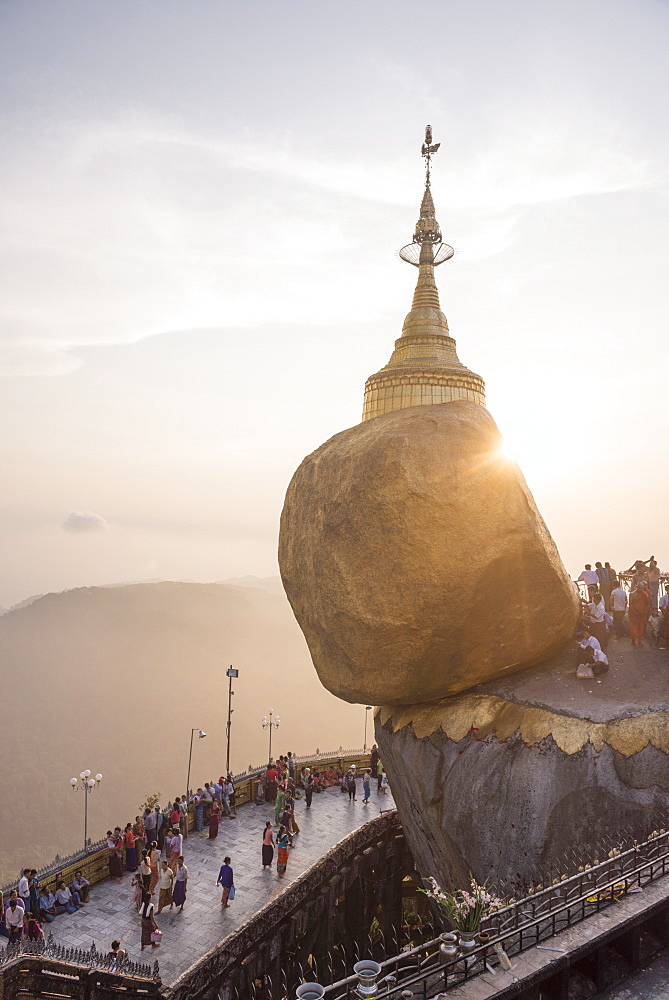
[279,400,580,706]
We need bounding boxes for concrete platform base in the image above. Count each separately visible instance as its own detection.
[376,643,669,888]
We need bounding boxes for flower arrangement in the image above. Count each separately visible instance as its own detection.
[419,876,505,932]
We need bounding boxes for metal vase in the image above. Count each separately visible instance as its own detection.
[353,959,381,997]
[296,983,325,1000]
[458,930,478,957]
[439,932,459,962]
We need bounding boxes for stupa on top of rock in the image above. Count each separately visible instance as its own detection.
[279,127,580,708]
[362,126,485,421]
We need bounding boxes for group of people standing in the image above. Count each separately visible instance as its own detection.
[576,556,668,665]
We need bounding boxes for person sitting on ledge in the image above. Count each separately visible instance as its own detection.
[72,870,90,903]
[38,886,57,923]
[54,880,81,914]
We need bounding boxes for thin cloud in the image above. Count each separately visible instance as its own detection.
[61,511,110,533]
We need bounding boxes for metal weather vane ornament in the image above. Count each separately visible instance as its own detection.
[399,124,454,267]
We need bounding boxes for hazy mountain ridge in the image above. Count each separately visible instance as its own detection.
[0,581,362,883]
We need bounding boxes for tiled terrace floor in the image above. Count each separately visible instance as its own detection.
[1,785,394,986]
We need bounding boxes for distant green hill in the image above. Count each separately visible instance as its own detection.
[0,581,363,884]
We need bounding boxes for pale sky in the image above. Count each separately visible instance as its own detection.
[2,0,668,608]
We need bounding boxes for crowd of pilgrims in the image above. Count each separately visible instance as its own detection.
[574,556,667,677]
[1,751,388,954]
[0,868,91,944]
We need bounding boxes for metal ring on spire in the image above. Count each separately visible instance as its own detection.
[399,242,454,267]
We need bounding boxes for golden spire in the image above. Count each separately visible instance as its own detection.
[362,126,485,422]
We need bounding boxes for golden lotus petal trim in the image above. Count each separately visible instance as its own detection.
[376,695,669,757]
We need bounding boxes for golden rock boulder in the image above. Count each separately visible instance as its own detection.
[279,400,580,706]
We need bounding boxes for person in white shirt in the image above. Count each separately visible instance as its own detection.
[18,870,31,912]
[6,899,24,943]
[576,629,609,675]
[225,779,236,817]
[72,871,90,903]
[577,564,599,600]
[55,881,80,914]
[587,593,609,650]
[610,585,628,639]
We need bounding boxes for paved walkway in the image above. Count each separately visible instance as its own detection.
[0,785,394,986]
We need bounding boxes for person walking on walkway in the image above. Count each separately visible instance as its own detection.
[124,823,138,871]
[148,842,160,894]
[157,860,174,913]
[132,873,144,911]
[217,857,234,907]
[610,583,628,639]
[362,769,372,804]
[154,806,165,851]
[304,768,314,809]
[376,757,384,792]
[276,827,290,878]
[139,851,151,891]
[168,829,183,872]
[208,799,221,839]
[275,783,286,826]
[262,821,274,869]
[629,582,651,647]
[345,766,357,801]
[140,892,159,951]
[173,857,188,912]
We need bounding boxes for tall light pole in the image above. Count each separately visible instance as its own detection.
[261,709,280,762]
[364,706,373,751]
[69,770,102,850]
[186,729,207,802]
[226,666,239,775]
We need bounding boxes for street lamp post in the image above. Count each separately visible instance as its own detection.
[186,729,207,801]
[364,705,373,750]
[261,709,280,762]
[69,770,102,850]
[226,666,239,775]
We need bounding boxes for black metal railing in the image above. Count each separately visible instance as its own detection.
[0,935,160,982]
[313,825,669,999]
